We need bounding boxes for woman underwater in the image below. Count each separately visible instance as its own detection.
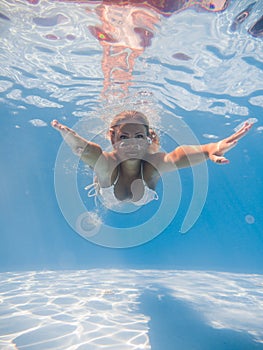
[51,110,253,206]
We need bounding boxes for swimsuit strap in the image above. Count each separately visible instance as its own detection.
[85,182,99,197]
[112,166,120,186]
[140,162,146,184]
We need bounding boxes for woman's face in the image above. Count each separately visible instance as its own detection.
[113,123,149,159]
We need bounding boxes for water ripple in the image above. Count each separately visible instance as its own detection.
[0,0,262,129]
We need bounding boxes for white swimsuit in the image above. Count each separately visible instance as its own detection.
[85,164,158,206]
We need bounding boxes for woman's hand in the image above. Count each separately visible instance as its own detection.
[51,119,77,134]
[209,121,253,164]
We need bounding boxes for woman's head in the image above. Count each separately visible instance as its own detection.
[108,110,159,154]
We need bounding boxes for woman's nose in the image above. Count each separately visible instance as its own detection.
[119,138,140,150]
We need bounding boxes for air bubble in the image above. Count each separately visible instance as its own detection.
[245,215,255,224]
[76,212,102,237]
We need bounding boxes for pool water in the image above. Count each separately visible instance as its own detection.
[0,0,263,349]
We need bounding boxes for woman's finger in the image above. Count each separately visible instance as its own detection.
[210,154,229,164]
[225,140,238,150]
[228,122,252,142]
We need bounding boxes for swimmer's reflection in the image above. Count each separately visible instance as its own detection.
[51,0,228,98]
[86,0,229,98]
[88,3,158,98]
[30,0,262,99]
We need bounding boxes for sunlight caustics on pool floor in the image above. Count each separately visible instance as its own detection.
[1,270,263,350]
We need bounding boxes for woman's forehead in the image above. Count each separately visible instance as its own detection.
[117,123,147,133]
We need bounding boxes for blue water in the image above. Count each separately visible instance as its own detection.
[1,0,263,349]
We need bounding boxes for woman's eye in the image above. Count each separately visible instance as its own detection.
[135,135,144,139]
[120,135,128,140]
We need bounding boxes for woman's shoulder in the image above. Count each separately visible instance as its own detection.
[94,150,118,176]
[99,151,120,168]
[145,151,166,166]
[145,151,174,173]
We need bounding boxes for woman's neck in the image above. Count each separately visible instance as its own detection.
[119,159,142,178]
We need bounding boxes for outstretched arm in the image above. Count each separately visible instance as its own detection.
[159,121,253,171]
[206,121,252,164]
[51,120,102,168]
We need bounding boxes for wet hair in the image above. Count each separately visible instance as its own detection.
[110,110,149,132]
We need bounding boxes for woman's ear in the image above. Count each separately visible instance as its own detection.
[149,129,159,145]
[148,128,160,153]
[146,137,152,145]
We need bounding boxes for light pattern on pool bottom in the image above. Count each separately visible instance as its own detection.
[1,270,263,350]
